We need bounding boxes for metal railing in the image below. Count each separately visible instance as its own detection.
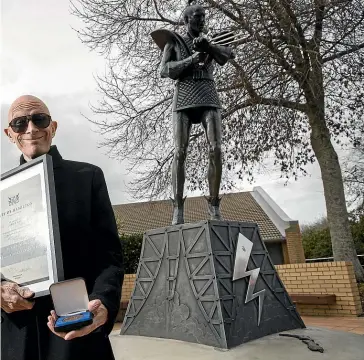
[305,254,364,269]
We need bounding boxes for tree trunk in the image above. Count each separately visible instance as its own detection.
[308,108,364,282]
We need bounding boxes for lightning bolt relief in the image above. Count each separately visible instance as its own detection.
[233,233,265,325]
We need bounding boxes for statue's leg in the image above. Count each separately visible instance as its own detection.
[171,110,192,225]
[201,108,223,220]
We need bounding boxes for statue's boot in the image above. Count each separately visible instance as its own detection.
[206,196,223,221]
[171,195,186,225]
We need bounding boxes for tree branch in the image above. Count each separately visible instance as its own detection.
[281,0,309,49]
[152,0,182,25]
[312,0,325,46]
[230,59,258,99]
[267,0,305,65]
[323,42,364,62]
[128,15,179,24]
[223,96,307,118]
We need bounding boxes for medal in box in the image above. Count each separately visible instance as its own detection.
[49,278,93,332]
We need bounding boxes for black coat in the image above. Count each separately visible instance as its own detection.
[1,146,124,360]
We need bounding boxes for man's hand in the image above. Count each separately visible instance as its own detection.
[0,281,35,313]
[47,299,108,341]
[193,37,210,53]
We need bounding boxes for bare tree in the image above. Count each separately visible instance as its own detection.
[71,0,364,280]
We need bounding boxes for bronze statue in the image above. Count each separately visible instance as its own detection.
[151,2,234,225]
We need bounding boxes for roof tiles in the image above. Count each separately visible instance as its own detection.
[113,192,283,241]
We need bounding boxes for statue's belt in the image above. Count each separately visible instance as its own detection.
[177,70,214,82]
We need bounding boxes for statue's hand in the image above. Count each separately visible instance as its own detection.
[191,52,206,64]
[193,37,210,53]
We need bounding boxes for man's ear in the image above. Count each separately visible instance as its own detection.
[51,121,58,136]
[4,128,14,143]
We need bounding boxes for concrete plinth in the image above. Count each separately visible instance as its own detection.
[110,327,364,360]
[121,220,304,348]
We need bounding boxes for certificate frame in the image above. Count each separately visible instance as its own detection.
[1,154,64,297]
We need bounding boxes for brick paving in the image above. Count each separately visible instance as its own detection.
[302,316,364,335]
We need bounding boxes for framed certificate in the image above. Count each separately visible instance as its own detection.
[1,155,64,297]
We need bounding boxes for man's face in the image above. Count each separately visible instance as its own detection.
[187,7,206,35]
[4,96,57,161]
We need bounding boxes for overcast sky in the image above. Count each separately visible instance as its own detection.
[1,0,332,225]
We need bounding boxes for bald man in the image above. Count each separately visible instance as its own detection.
[1,95,124,360]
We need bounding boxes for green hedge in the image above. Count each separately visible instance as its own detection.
[302,216,364,259]
[120,233,143,274]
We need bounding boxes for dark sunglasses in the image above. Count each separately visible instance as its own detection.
[9,113,52,133]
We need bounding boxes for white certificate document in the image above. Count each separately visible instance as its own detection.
[1,159,60,296]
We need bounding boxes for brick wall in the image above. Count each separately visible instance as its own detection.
[285,223,306,264]
[276,262,363,317]
[282,242,289,264]
[116,274,137,322]
[122,274,136,302]
[118,262,363,320]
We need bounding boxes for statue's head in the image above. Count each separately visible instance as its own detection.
[183,2,205,36]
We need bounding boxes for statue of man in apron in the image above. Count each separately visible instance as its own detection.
[151,2,234,224]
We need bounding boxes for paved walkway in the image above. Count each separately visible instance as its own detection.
[302,316,364,335]
[114,316,364,335]
[110,328,364,360]
[113,322,122,331]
